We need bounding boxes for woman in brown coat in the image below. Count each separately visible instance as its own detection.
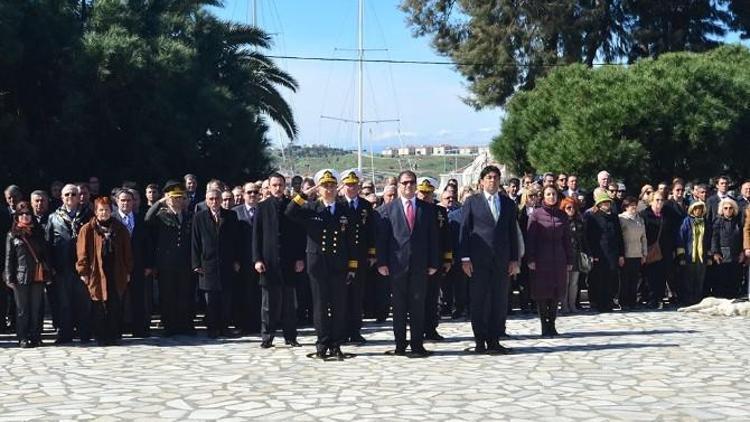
[526,186,573,337]
[76,197,133,346]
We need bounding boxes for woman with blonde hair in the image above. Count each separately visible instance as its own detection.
[710,198,743,298]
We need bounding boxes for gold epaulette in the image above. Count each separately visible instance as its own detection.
[292,194,307,206]
[348,260,359,270]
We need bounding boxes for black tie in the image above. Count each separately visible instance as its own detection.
[350,201,355,211]
[328,205,333,215]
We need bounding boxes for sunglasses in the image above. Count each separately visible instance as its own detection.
[558,178,567,181]
[63,192,78,197]
[400,180,416,186]
[245,191,259,195]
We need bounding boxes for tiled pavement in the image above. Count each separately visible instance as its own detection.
[0,310,748,421]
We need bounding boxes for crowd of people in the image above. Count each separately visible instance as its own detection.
[2,167,748,357]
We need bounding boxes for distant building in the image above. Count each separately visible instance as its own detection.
[433,145,457,155]
[398,146,415,156]
[415,146,434,156]
[381,148,396,157]
[458,146,479,155]
[478,146,490,155]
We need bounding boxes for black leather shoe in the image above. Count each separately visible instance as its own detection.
[487,342,510,355]
[411,346,431,357]
[332,346,345,361]
[286,339,302,347]
[260,340,273,349]
[474,341,487,354]
[221,328,242,338]
[393,346,407,356]
[19,340,31,349]
[424,332,445,341]
[350,334,367,344]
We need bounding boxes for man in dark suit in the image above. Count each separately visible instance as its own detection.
[232,182,262,334]
[191,189,241,338]
[194,179,224,214]
[339,168,377,344]
[253,173,306,348]
[376,170,439,357]
[145,181,195,336]
[114,187,152,338]
[286,169,358,359]
[460,165,519,354]
[416,177,452,341]
[184,174,200,212]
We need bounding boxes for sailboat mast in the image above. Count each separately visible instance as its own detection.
[357,0,364,171]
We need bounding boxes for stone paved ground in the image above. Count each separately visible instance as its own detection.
[0,310,749,421]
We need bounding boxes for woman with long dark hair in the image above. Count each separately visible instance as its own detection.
[3,202,51,348]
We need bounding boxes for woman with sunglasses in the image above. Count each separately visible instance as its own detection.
[4,202,51,348]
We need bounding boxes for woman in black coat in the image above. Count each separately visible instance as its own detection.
[3,202,51,347]
[640,192,678,309]
[710,198,743,298]
[584,194,624,312]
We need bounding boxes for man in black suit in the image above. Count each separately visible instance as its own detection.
[184,174,200,212]
[286,169,358,359]
[339,168,377,344]
[113,188,152,338]
[460,165,519,354]
[376,170,439,357]
[253,173,306,348]
[194,179,224,214]
[232,182,262,334]
[191,189,242,338]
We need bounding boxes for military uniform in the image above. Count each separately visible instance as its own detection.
[285,170,358,359]
[145,182,194,335]
[339,169,377,343]
[417,178,453,340]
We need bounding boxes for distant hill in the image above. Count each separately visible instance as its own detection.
[271,151,474,182]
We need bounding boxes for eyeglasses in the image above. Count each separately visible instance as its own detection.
[245,191,259,195]
[558,178,567,181]
[400,180,416,186]
[63,192,77,197]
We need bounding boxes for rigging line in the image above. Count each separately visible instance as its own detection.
[267,55,627,68]
[368,0,403,127]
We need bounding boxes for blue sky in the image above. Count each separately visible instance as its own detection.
[210,1,750,153]
[210,0,501,152]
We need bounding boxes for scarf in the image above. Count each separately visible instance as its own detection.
[691,217,705,264]
[55,207,86,238]
[14,220,33,236]
[93,218,115,257]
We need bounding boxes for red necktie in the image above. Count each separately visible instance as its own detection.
[406,200,415,232]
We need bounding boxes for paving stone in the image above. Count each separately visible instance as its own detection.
[0,310,748,419]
